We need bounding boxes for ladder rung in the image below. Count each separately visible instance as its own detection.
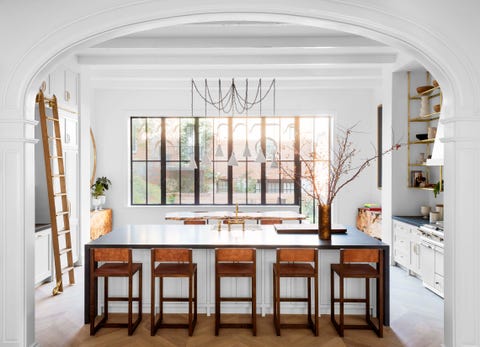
[56,211,69,216]
[51,174,65,178]
[48,136,62,141]
[45,116,59,122]
[59,247,72,255]
[50,156,63,160]
[57,229,70,236]
[54,192,67,197]
[61,266,74,274]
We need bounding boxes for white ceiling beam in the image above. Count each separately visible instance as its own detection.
[94,36,387,49]
[88,67,383,80]
[77,53,396,66]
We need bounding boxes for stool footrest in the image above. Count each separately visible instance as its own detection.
[279,323,315,329]
[333,298,367,303]
[220,297,253,302]
[219,323,254,329]
[161,297,197,302]
[156,322,196,329]
[108,297,141,302]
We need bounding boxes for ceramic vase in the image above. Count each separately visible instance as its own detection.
[318,204,331,240]
[420,95,430,116]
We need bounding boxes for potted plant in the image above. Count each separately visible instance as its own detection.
[91,176,111,210]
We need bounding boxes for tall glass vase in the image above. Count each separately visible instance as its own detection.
[318,204,331,240]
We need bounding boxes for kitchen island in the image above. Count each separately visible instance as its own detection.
[84,224,389,325]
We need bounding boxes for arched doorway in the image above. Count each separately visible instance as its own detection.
[1,3,478,346]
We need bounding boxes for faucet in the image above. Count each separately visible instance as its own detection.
[226,203,245,231]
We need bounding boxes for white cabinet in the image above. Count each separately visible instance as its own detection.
[393,220,422,276]
[35,228,53,285]
[42,65,79,113]
[420,238,444,297]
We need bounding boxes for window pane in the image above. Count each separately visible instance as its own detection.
[147,162,161,204]
[280,118,295,160]
[132,118,146,160]
[180,162,195,204]
[199,118,214,204]
[214,118,228,160]
[132,162,146,204]
[166,163,179,204]
[213,161,228,204]
[280,161,295,204]
[147,118,162,160]
[180,118,195,162]
[246,162,261,204]
[232,162,247,204]
[266,163,280,204]
[166,118,180,160]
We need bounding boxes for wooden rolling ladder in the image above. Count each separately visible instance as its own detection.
[36,90,75,295]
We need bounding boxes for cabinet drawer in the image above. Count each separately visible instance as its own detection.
[394,248,409,267]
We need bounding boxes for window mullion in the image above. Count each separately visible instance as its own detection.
[261,117,266,205]
[294,117,301,206]
[161,117,166,204]
[228,117,233,205]
[194,117,200,204]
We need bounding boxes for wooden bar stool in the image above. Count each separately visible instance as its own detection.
[330,248,384,337]
[215,248,257,336]
[273,248,318,336]
[260,219,283,225]
[89,248,142,336]
[150,248,197,336]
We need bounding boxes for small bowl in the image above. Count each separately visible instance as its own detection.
[416,85,434,95]
[433,104,441,113]
[416,133,428,141]
[433,80,439,88]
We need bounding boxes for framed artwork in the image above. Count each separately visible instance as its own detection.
[377,105,383,188]
[411,170,426,187]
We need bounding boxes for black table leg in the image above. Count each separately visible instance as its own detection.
[383,246,390,326]
[84,246,91,324]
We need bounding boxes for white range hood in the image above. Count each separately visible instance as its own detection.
[426,119,444,166]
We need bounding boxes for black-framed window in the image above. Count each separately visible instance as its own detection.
[130,116,331,208]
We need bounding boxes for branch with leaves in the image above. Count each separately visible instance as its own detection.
[281,125,402,206]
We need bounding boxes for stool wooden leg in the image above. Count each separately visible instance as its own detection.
[252,273,257,336]
[272,268,277,335]
[138,266,143,327]
[314,272,319,336]
[307,277,312,324]
[104,277,109,321]
[215,274,220,336]
[339,275,344,337]
[188,271,193,336]
[366,278,370,322]
[275,271,280,336]
[330,268,335,329]
[194,269,198,324]
[128,274,133,336]
[151,276,156,336]
[159,277,163,324]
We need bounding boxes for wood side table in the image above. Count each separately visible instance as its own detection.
[90,208,112,240]
[356,208,382,240]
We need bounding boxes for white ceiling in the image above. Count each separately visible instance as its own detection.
[77,22,405,89]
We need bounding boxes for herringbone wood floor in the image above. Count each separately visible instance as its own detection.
[35,266,443,347]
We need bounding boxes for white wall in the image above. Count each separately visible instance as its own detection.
[91,86,380,228]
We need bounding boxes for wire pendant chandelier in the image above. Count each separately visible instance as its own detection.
[191,78,276,166]
[192,78,276,114]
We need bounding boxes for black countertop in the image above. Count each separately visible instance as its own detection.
[392,216,427,228]
[85,224,387,249]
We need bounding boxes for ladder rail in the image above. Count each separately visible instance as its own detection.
[37,90,75,295]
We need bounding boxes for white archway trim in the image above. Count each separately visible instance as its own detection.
[1,2,480,346]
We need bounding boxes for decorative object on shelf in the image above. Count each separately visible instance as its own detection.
[419,95,431,116]
[416,85,434,94]
[411,170,426,187]
[91,176,111,210]
[433,180,444,198]
[417,152,426,164]
[420,205,431,219]
[432,80,439,88]
[416,133,428,141]
[282,124,402,240]
[433,104,441,113]
[429,211,440,223]
[428,127,437,139]
[435,204,444,220]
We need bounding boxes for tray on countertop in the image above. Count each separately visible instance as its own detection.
[274,224,347,234]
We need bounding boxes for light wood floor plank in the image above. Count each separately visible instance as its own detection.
[35,266,443,346]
